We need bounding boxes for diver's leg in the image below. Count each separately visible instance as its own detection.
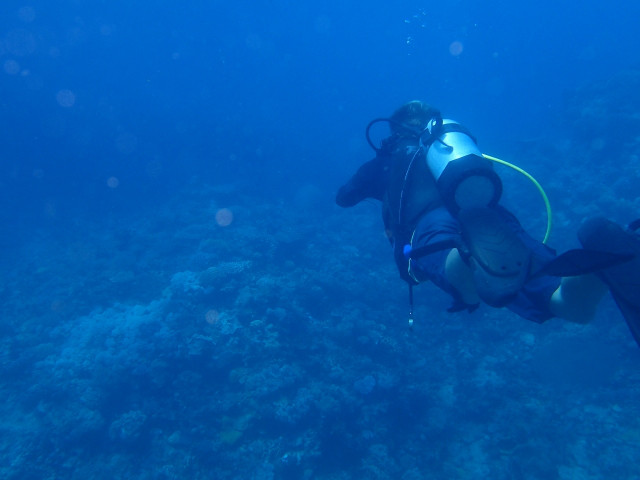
[549,274,608,324]
[445,248,480,305]
[454,206,561,324]
[411,206,534,312]
[409,207,480,312]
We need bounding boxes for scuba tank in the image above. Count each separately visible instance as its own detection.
[421,117,502,214]
[365,110,553,326]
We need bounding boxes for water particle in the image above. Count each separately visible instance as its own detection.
[205,310,219,325]
[216,208,233,227]
[449,41,464,56]
[56,89,76,107]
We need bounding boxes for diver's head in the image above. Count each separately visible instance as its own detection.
[389,100,438,135]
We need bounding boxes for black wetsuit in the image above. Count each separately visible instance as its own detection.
[337,135,442,283]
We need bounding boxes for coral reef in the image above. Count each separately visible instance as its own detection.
[2,73,640,479]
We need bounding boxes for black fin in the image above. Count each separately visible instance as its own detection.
[533,249,635,278]
[579,217,640,347]
[612,293,640,347]
[628,218,640,232]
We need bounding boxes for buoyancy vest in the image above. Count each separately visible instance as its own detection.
[382,137,443,282]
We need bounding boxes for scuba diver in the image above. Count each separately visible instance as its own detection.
[336,100,640,346]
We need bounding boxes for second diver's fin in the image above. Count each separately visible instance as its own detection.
[627,218,640,232]
[612,293,640,347]
[532,248,634,278]
[458,207,531,308]
[578,216,640,347]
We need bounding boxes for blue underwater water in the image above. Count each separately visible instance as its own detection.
[2,0,640,478]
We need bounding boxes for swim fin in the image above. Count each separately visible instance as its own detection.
[533,248,634,277]
[458,207,531,307]
[578,217,640,346]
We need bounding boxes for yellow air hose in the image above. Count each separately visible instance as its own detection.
[482,153,552,244]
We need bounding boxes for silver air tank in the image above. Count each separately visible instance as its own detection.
[424,118,502,213]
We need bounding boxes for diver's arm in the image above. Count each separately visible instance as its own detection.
[336,156,388,207]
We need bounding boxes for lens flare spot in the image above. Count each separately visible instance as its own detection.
[107,176,120,188]
[216,208,233,227]
[449,41,464,56]
[44,201,56,219]
[205,309,220,325]
[56,89,76,107]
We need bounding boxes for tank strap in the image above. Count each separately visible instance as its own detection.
[439,123,477,144]
[421,121,478,149]
[404,238,460,260]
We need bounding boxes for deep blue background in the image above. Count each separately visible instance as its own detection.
[3,2,640,478]
[3,0,640,227]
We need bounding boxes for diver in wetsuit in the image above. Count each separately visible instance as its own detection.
[336,100,640,345]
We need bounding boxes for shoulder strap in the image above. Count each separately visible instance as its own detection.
[420,119,478,149]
